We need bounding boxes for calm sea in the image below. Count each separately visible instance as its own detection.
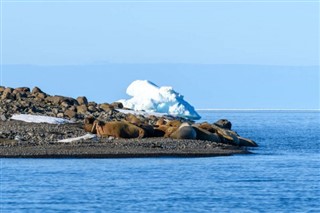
[1,111,319,212]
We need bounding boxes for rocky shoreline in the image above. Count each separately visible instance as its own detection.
[0,139,250,158]
[0,86,256,158]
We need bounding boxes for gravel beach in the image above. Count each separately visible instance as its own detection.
[0,120,249,158]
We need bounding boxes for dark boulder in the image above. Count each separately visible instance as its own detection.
[77,96,88,105]
[31,86,44,94]
[99,103,114,112]
[111,102,123,109]
[46,95,78,106]
[14,87,30,93]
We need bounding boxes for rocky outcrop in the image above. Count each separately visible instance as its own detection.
[0,86,130,122]
[0,86,258,147]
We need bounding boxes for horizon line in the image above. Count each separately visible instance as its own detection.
[196,109,320,111]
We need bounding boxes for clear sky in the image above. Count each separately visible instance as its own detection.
[1,1,319,109]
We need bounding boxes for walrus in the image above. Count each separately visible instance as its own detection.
[238,137,258,147]
[197,122,217,133]
[155,117,166,126]
[166,120,182,127]
[169,123,197,140]
[222,129,239,145]
[207,124,241,146]
[92,120,146,138]
[84,116,96,134]
[125,113,143,126]
[154,124,179,138]
[138,123,155,137]
[154,125,170,137]
[214,119,232,130]
[211,125,234,141]
[164,126,179,138]
[192,125,221,142]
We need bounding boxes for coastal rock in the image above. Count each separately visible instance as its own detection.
[13,87,30,93]
[0,86,5,93]
[77,96,88,105]
[46,95,78,106]
[31,86,44,94]
[99,103,114,112]
[64,109,77,119]
[1,88,14,100]
[0,114,7,121]
[77,105,88,114]
[111,102,123,109]
[36,92,47,99]
[88,105,97,112]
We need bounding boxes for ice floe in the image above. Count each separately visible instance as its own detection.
[118,80,201,120]
[58,133,97,143]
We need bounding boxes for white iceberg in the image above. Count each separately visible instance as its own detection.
[11,114,72,124]
[118,80,201,120]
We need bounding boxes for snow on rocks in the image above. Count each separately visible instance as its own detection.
[118,80,201,120]
[11,114,72,124]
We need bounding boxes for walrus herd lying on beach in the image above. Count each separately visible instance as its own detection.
[84,114,258,147]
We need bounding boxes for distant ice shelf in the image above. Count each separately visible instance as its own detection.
[118,80,201,120]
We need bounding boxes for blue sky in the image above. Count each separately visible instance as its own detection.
[1,1,319,109]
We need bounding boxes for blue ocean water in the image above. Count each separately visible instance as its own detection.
[1,111,319,212]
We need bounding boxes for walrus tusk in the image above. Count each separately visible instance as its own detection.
[91,121,97,133]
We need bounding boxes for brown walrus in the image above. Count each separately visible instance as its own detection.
[169,123,197,140]
[138,124,155,137]
[92,120,146,139]
[198,122,217,133]
[154,125,170,137]
[155,117,166,126]
[238,137,258,147]
[164,126,179,138]
[166,120,182,127]
[84,116,96,134]
[192,125,221,142]
[125,113,143,126]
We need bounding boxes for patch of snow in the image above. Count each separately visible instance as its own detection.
[118,80,201,120]
[58,133,97,143]
[11,114,72,124]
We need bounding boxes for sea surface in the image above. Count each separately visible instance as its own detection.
[1,111,320,212]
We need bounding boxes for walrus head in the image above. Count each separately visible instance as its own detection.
[84,116,97,134]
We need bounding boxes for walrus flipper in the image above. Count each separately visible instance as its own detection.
[238,137,258,147]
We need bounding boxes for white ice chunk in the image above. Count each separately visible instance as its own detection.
[11,114,72,124]
[58,133,97,143]
[117,109,167,118]
[118,80,201,120]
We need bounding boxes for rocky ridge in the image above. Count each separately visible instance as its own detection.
[0,86,255,158]
[0,86,124,122]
